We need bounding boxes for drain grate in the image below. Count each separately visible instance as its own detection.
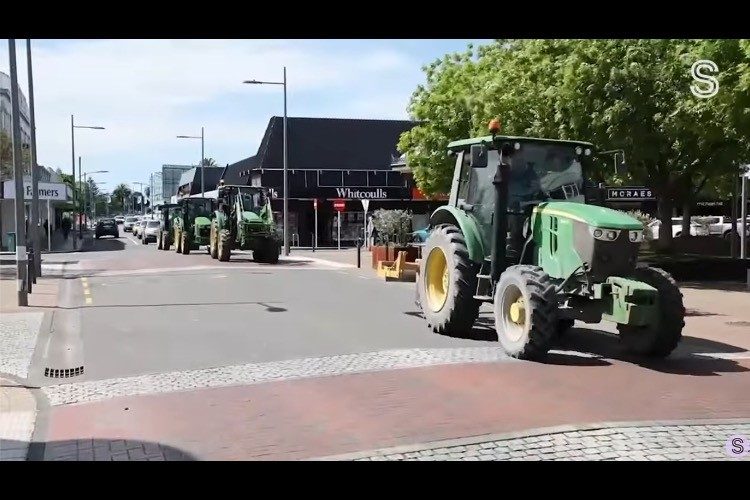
[44,366,84,378]
[726,321,750,328]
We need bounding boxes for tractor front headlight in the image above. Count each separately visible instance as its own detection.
[590,227,621,241]
[629,230,644,243]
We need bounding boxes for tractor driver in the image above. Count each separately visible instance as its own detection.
[506,155,543,260]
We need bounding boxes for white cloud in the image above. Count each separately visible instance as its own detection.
[0,39,424,185]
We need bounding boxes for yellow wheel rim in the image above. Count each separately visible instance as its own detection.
[425,247,449,312]
[509,297,526,325]
[499,284,528,342]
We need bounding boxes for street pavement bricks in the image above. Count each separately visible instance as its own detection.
[350,421,750,461]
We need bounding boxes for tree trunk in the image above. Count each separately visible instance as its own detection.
[657,196,674,252]
[681,200,692,238]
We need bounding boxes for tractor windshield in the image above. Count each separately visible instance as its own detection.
[187,199,213,218]
[238,190,267,215]
[505,144,585,204]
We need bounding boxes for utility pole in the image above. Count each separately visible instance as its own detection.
[27,39,41,277]
[8,39,28,306]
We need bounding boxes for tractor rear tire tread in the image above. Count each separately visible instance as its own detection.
[418,224,480,336]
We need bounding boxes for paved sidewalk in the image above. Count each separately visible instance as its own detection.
[0,378,37,461]
[329,420,750,461]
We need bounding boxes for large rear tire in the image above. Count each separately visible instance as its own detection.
[174,230,182,253]
[417,224,480,336]
[218,229,231,262]
[157,232,163,249]
[209,222,219,259]
[181,233,190,254]
[617,266,684,357]
[494,265,557,360]
[162,231,171,251]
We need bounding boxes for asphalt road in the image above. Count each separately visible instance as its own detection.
[36,228,500,383]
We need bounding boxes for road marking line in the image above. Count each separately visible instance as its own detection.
[85,297,92,305]
[692,351,750,360]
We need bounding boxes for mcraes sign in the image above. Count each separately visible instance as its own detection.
[606,187,655,201]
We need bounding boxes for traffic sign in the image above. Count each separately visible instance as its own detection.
[361,199,370,212]
[333,200,346,212]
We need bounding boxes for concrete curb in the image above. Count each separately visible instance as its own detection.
[311,418,750,461]
[0,376,39,461]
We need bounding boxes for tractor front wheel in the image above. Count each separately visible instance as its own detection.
[494,265,557,360]
[181,233,190,254]
[217,229,231,262]
[417,224,480,336]
[617,266,684,357]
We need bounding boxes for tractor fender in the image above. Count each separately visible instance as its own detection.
[213,211,227,228]
[429,206,485,264]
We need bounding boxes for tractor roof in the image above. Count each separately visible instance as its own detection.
[448,135,594,152]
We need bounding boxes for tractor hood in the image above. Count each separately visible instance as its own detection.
[241,211,266,224]
[194,216,212,227]
[534,202,642,230]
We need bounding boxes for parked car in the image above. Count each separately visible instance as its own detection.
[411,227,430,243]
[648,217,709,239]
[699,215,750,239]
[123,216,140,232]
[95,218,119,239]
[135,219,148,239]
[114,215,125,224]
[142,220,161,244]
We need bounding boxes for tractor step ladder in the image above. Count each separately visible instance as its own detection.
[474,258,494,301]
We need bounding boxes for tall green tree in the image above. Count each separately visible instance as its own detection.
[399,39,750,251]
[112,183,132,214]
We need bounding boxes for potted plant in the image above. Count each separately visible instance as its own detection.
[370,209,418,268]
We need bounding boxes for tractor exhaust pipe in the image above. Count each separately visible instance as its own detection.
[491,158,510,282]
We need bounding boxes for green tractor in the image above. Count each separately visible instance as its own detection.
[156,203,180,250]
[209,184,281,264]
[417,123,685,360]
[172,197,214,255]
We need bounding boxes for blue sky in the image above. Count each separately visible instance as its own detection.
[0,39,489,193]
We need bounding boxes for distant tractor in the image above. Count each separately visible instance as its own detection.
[416,120,685,360]
[210,184,281,263]
[172,197,214,255]
[156,203,180,250]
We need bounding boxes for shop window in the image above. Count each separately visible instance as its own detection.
[344,170,367,186]
[319,170,343,187]
[387,171,406,187]
[369,171,387,187]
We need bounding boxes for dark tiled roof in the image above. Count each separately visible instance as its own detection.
[256,116,416,170]
[222,155,259,185]
[178,166,225,194]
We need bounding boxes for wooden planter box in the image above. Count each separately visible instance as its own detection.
[371,245,420,269]
[393,246,419,262]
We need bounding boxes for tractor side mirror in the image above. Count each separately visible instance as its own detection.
[469,144,488,168]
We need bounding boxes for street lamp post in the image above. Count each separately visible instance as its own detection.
[243,67,289,256]
[70,118,104,245]
[27,39,42,277]
[176,128,205,197]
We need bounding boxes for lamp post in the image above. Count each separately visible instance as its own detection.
[177,128,205,197]
[70,119,104,245]
[243,67,289,256]
[26,39,42,277]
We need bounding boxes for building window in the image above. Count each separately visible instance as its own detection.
[319,170,343,187]
[368,171,387,187]
[387,171,406,187]
[344,171,367,187]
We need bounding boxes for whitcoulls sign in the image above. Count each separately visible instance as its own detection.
[606,187,655,201]
[3,181,69,201]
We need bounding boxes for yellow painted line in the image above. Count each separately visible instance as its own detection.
[83,290,91,296]
[85,297,92,305]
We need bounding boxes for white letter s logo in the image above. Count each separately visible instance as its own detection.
[690,60,719,99]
